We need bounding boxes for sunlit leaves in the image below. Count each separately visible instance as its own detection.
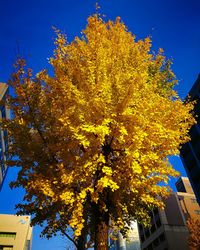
[4,14,195,246]
[187,217,200,249]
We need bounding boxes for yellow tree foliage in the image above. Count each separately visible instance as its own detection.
[4,15,195,249]
[187,217,200,250]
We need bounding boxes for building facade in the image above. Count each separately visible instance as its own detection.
[0,214,32,250]
[138,177,200,250]
[175,177,200,220]
[180,74,200,204]
[111,221,141,250]
[0,83,9,190]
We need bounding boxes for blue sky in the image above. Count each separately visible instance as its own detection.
[0,0,200,249]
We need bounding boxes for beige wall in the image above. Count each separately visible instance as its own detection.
[139,177,200,250]
[0,83,8,101]
[0,214,32,250]
[177,192,200,220]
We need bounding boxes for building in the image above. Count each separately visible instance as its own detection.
[138,177,200,250]
[125,221,141,250]
[180,74,200,204]
[175,177,200,220]
[0,214,32,250]
[175,177,194,194]
[0,83,9,190]
[111,221,141,250]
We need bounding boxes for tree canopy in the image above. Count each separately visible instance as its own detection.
[187,217,200,250]
[4,15,195,249]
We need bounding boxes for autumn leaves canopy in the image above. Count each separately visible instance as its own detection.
[4,14,195,247]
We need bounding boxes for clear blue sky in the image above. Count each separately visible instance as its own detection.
[0,0,200,249]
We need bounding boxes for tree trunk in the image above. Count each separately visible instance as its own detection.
[77,235,86,250]
[76,218,87,250]
[94,204,109,250]
[94,140,111,250]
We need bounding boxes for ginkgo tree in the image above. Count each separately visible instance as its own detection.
[187,217,200,250]
[3,14,195,250]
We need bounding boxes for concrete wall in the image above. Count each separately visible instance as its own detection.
[0,214,32,250]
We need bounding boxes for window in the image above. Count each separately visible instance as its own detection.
[0,233,16,239]
[150,224,156,233]
[194,210,200,215]
[176,179,186,193]
[138,224,143,231]
[0,246,13,250]
[1,164,5,176]
[1,106,6,118]
[144,228,150,238]
[159,233,165,242]
[154,208,159,215]
[153,238,159,247]
[149,211,153,218]
[191,198,197,203]
[26,240,31,250]
[146,243,153,250]
[156,218,161,228]
[140,234,145,242]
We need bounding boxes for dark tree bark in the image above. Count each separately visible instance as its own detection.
[94,203,109,250]
[77,235,86,250]
[93,136,111,250]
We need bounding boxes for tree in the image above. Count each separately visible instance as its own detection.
[3,15,195,249]
[187,217,200,250]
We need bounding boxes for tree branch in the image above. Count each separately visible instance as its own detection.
[60,228,78,248]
